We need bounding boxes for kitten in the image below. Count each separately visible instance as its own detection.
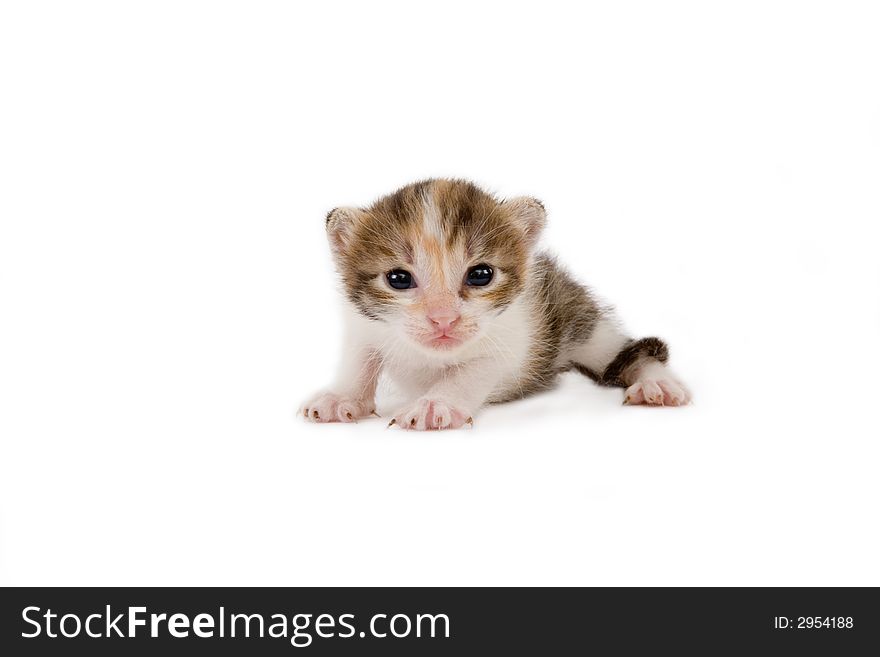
[302,179,689,430]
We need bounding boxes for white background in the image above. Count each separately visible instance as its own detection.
[1,1,878,586]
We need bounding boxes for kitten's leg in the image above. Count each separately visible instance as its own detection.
[389,358,500,430]
[301,341,382,423]
[569,316,690,406]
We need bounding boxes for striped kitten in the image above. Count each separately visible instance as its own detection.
[302,179,689,430]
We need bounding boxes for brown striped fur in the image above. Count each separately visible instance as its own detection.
[498,254,605,400]
[326,179,543,322]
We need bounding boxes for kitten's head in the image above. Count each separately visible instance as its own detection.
[325,179,545,354]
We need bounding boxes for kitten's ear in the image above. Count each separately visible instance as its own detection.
[504,196,547,247]
[325,206,361,254]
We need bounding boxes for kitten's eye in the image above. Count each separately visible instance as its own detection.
[386,269,416,290]
[466,264,494,286]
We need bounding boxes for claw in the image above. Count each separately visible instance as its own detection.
[465,417,474,427]
[622,396,630,405]
[387,419,396,428]
[312,410,319,419]
[346,412,353,421]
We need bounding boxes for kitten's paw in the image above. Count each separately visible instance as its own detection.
[624,375,691,407]
[389,398,473,431]
[301,392,373,423]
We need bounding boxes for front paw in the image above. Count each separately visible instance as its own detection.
[624,375,690,407]
[389,398,473,431]
[301,392,374,423]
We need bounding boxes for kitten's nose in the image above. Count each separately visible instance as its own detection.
[427,309,461,332]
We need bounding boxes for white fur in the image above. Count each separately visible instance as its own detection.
[302,289,535,428]
[377,295,532,415]
[624,360,691,406]
[561,316,630,373]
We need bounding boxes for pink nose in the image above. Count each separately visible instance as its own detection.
[427,309,461,332]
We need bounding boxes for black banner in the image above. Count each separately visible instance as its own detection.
[1,587,877,655]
